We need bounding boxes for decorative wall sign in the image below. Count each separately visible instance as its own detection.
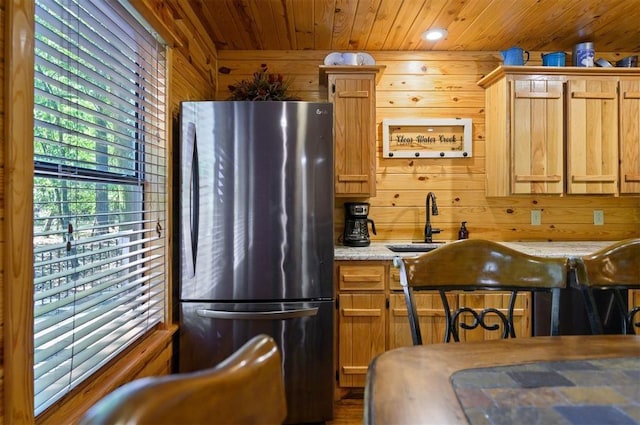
[383,118,472,158]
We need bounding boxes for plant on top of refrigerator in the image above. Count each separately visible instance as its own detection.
[227,64,300,101]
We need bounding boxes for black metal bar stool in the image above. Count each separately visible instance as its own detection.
[394,239,569,344]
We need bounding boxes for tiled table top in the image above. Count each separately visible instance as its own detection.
[451,357,640,425]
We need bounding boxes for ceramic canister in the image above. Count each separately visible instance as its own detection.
[501,47,529,65]
[573,42,595,67]
[341,52,364,66]
[542,52,566,66]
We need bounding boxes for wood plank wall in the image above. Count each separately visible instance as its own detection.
[1,0,6,420]
[217,50,640,243]
[3,0,36,421]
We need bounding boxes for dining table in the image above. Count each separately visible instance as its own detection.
[364,335,640,424]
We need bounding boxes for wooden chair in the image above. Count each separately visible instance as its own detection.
[78,334,287,425]
[394,239,568,344]
[571,238,640,335]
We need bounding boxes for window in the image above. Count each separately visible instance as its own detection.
[33,0,167,414]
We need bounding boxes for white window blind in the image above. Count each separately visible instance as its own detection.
[33,0,167,414]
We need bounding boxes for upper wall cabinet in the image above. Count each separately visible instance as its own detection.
[511,78,565,195]
[479,66,640,197]
[566,77,619,194]
[320,66,385,197]
[620,79,640,194]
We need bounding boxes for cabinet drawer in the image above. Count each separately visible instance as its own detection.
[338,265,385,290]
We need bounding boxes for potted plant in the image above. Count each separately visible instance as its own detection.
[227,64,300,101]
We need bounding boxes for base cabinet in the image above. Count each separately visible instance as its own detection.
[388,293,456,348]
[336,263,386,388]
[338,293,386,387]
[335,260,532,389]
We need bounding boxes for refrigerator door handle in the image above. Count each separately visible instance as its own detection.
[196,307,319,320]
[190,131,200,272]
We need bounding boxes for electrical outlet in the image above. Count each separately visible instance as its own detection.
[594,210,604,226]
[531,210,542,226]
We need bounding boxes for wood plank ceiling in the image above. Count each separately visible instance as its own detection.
[184,0,640,52]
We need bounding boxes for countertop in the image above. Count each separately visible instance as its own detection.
[334,240,616,261]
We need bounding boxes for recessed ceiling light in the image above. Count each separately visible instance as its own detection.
[422,28,448,41]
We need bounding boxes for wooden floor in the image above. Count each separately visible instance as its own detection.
[328,394,364,425]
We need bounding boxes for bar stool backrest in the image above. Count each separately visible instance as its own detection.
[572,238,640,334]
[578,238,640,287]
[394,239,568,344]
[77,334,287,425]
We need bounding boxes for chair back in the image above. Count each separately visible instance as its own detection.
[394,239,568,344]
[571,238,640,334]
[577,238,640,288]
[78,334,287,425]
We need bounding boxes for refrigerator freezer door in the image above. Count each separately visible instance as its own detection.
[179,101,334,301]
[179,301,334,424]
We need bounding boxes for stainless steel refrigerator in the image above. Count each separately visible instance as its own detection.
[178,101,334,424]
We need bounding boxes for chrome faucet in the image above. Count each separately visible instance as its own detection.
[424,192,441,243]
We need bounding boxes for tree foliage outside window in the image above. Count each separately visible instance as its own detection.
[33,0,167,414]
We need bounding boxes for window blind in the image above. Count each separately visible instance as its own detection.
[33,0,167,414]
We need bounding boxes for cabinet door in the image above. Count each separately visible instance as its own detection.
[329,73,377,197]
[567,79,619,194]
[457,292,531,342]
[619,79,640,194]
[630,290,640,321]
[388,293,457,348]
[511,79,564,194]
[338,293,386,387]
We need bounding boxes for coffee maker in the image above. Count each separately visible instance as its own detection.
[343,202,376,247]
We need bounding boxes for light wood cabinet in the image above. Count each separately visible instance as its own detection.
[619,79,640,194]
[479,66,640,196]
[336,263,386,387]
[388,293,455,348]
[338,293,386,387]
[630,290,640,318]
[335,260,532,389]
[388,267,456,348]
[320,66,384,197]
[566,77,619,194]
[511,79,564,194]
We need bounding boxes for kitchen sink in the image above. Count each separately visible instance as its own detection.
[385,242,446,253]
